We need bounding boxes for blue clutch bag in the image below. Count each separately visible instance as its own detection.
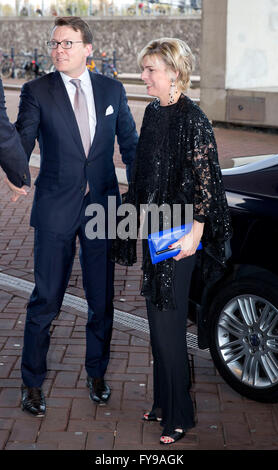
[148,223,202,264]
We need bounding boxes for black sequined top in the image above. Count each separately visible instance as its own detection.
[112,94,232,311]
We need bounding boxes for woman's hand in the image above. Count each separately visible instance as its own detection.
[170,220,204,261]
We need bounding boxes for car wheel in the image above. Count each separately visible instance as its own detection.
[208,278,278,402]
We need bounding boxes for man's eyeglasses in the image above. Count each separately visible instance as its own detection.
[47,40,83,49]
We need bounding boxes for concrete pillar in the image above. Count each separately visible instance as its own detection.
[200,0,278,127]
[200,0,228,121]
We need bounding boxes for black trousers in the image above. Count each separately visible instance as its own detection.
[146,254,196,435]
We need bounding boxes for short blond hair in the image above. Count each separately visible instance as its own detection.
[138,38,195,91]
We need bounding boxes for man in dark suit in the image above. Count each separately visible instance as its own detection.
[16,16,138,416]
[0,78,30,197]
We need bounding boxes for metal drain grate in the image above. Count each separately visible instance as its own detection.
[0,272,201,350]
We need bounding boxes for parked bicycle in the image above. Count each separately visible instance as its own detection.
[31,51,54,78]
[22,52,36,79]
[0,52,13,78]
[0,49,53,79]
[36,54,53,75]
[1,47,119,81]
[86,56,100,74]
[86,52,118,79]
[100,52,118,79]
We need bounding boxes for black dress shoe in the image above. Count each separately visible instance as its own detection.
[21,384,46,417]
[87,376,111,404]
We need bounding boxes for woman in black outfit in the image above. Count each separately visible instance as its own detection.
[112,38,232,445]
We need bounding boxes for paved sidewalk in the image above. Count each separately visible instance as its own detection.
[0,168,278,451]
[0,89,278,450]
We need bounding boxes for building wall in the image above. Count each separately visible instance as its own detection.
[200,0,278,127]
[0,16,201,73]
[226,0,278,89]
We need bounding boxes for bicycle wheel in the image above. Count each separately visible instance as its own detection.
[1,61,12,78]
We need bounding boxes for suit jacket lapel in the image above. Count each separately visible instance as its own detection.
[48,71,86,159]
[88,72,106,160]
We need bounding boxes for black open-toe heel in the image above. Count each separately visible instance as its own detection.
[160,429,185,445]
[142,411,162,422]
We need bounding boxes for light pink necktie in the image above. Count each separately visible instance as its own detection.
[70,79,91,157]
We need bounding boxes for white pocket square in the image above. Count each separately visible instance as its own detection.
[105,105,114,116]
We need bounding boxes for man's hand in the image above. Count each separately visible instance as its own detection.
[5,177,29,202]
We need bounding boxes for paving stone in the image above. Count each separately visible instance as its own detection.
[105,372,147,382]
[3,338,23,349]
[245,411,278,435]
[110,345,149,353]
[193,383,218,394]
[68,419,117,433]
[0,388,21,407]
[51,326,74,338]
[0,379,21,388]
[197,424,226,450]
[0,319,16,330]
[128,352,150,367]
[65,344,86,357]
[120,399,152,411]
[248,434,278,448]
[5,442,59,450]
[53,371,79,388]
[0,407,27,419]
[0,418,14,430]
[130,336,149,347]
[221,401,272,413]
[127,366,152,374]
[142,421,163,445]
[47,397,72,408]
[197,411,246,425]
[107,358,128,373]
[37,431,86,450]
[9,418,41,442]
[0,361,15,378]
[50,387,88,398]
[47,362,81,372]
[86,431,115,450]
[113,301,135,312]
[195,392,221,413]
[0,430,10,449]
[123,382,147,401]
[40,408,70,432]
[96,407,144,422]
[223,422,253,446]
[115,422,143,445]
[70,398,96,420]
[110,351,129,359]
[218,383,245,403]
[62,357,86,365]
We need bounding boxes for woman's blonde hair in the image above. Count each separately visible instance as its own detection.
[138,37,195,91]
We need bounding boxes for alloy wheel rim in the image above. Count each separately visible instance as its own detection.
[217,294,278,389]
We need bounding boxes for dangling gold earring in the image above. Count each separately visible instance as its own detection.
[168,78,178,105]
[168,78,178,104]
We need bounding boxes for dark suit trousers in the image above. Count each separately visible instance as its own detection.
[21,195,115,388]
[146,254,196,435]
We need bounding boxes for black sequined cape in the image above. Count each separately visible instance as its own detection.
[112,94,232,311]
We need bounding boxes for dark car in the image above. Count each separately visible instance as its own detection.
[189,155,278,403]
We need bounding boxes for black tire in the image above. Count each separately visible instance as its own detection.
[208,278,278,403]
